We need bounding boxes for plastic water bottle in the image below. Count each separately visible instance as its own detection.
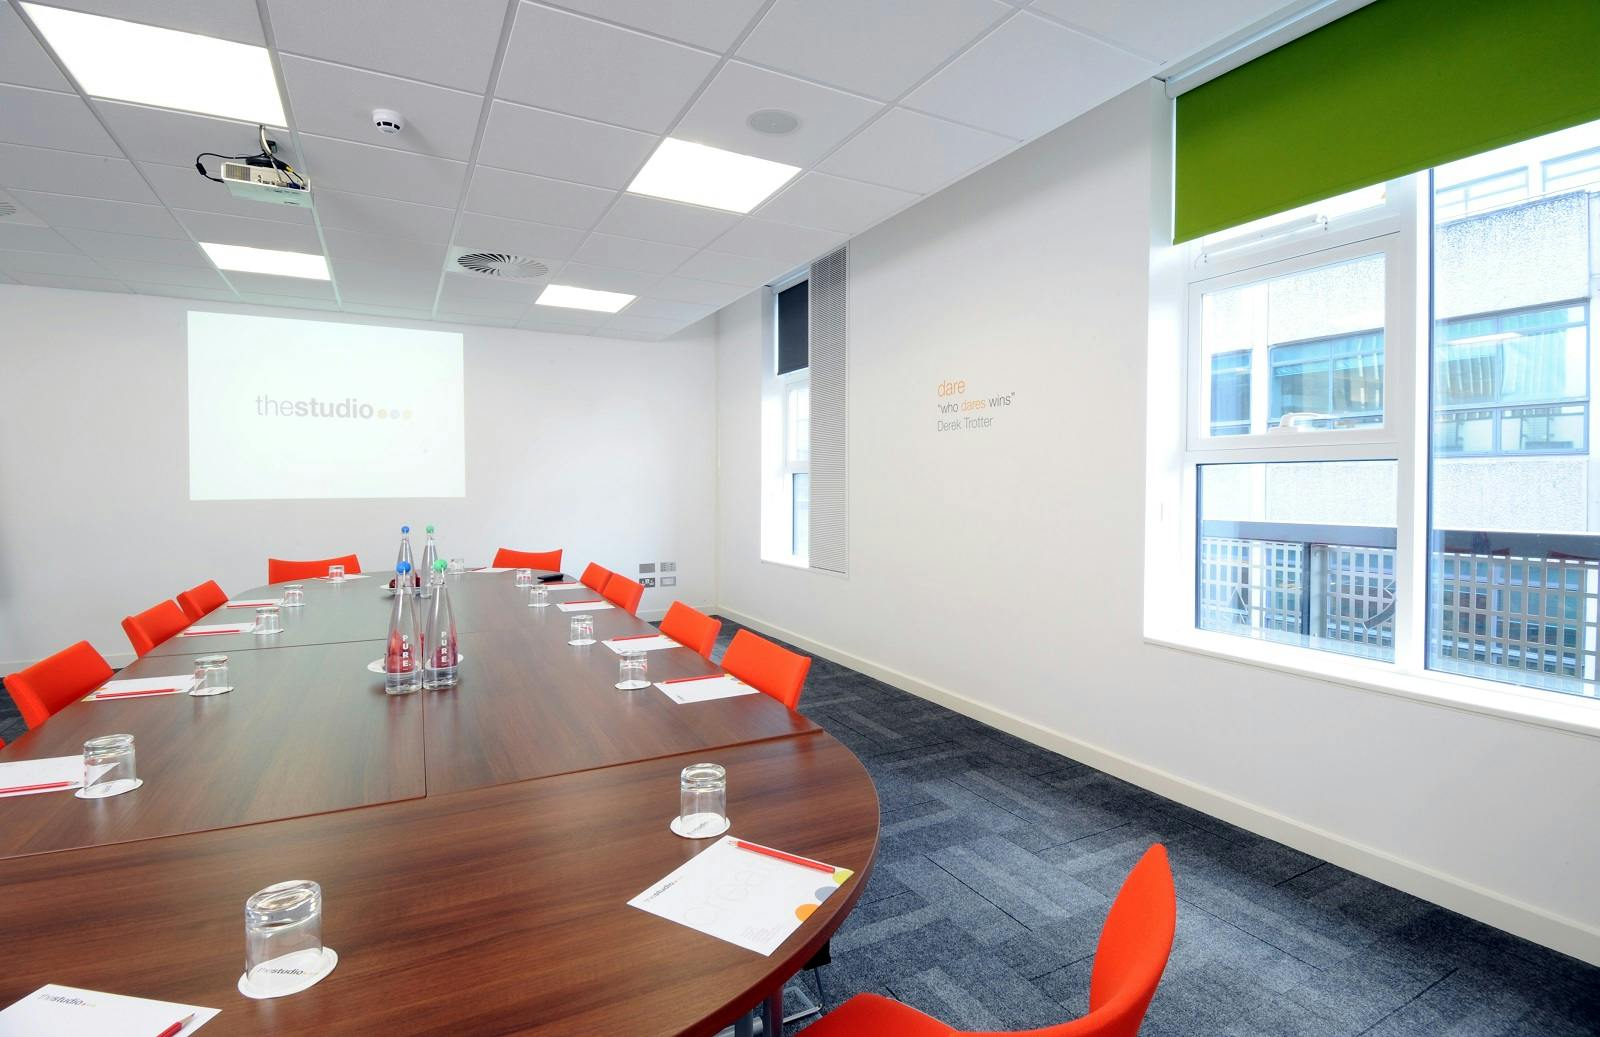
[384,562,422,695]
[395,526,415,592]
[422,559,458,690]
[418,525,439,598]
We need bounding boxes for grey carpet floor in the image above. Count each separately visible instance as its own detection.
[4,627,1597,1035]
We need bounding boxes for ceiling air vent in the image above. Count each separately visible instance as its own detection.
[455,252,549,279]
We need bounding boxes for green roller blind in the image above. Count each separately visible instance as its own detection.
[1174,0,1600,243]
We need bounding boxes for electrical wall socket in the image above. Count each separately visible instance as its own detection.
[660,561,676,572]
[640,577,657,588]
[639,562,656,574]
[661,576,677,587]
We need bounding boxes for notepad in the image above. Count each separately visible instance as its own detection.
[0,757,84,798]
[224,598,283,608]
[602,634,678,654]
[556,599,613,612]
[180,623,254,636]
[628,835,853,955]
[654,674,758,704]
[543,582,585,590]
[0,984,217,1035]
[87,675,199,701]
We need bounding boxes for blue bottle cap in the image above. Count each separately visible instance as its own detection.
[397,561,412,574]
[401,525,410,534]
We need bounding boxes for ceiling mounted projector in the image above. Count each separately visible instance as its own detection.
[219,161,312,208]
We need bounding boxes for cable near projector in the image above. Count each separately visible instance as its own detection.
[195,126,311,208]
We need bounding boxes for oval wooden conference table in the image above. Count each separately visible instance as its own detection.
[0,570,881,1036]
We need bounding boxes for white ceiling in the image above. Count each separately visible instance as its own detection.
[0,0,1304,339]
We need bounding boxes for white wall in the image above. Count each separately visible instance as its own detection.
[714,82,1600,963]
[0,286,717,670]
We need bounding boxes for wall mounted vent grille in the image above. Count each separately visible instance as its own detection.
[808,245,849,575]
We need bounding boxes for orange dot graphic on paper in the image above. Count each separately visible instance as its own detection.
[793,903,817,922]
[403,409,413,420]
[377,408,389,419]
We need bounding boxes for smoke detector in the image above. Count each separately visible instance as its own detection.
[454,251,550,279]
[372,108,404,135]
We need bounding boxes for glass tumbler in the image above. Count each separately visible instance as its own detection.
[192,654,231,696]
[568,615,595,646]
[514,568,535,588]
[678,763,727,837]
[82,734,138,798]
[282,584,305,607]
[616,651,649,690]
[528,584,549,608]
[326,564,345,582]
[245,880,325,996]
[255,605,283,634]
[449,557,466,575]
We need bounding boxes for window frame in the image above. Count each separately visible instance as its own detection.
[760,269,813,568]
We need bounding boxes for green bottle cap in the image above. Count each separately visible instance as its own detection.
[433,559,447,572]
[426,524,435,534]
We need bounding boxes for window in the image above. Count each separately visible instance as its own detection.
[1168,116,1600,702]
[776,280,809,375]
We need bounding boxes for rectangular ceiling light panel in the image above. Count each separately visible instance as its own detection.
[201,242,329,280]
[23,4,287,125]
[536,284,634,312]
[627,138,800,214]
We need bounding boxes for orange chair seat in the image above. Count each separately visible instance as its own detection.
[602,573,645,616]
[660,602,721,659]
[121,600,190,658]
[6,640,115,729]
[177,579,228,621]
[804,994,953,1037]
[267,554,362,584]
[580,562,612,592]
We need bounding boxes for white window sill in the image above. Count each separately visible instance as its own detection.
[760,554,810,571]
[1145,627,1600,739]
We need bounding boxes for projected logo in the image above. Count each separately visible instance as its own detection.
[255,395,412,420]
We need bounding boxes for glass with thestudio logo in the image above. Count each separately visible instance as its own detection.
[514,568,535,588]
[282,583,305,607]
[327,564,346,583]
[245,880,325,997]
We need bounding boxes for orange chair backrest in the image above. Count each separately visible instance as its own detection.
[1066,844,1176,1037]
[602,573,645,616]
[721,630,811,710]
[580,562,612,592]
[121,600,190,658]
[493,547,563,571]
[5,640,114,729]
[267,554,362,584]
[660,602,721,659]
[176,579,228,621]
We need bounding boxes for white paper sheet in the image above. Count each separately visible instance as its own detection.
[313,573,371,581]
[0,984,217,1035]
[467,567,513,573]
[556,600,613,612]
[87,675,199,700]
[180,623,254,636]
[628,836,854,956]
[653,674,759,704]
[602,634,679,654]
[543,582,585,590]
[0,757,84,798]
[223,598,283,608]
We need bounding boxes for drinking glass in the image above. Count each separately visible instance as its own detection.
[568,615,595,646]
[327,564,346,582]
[616,651,649,690]
[514,568,535,588]
[282,584,305,607]
[192,654,231,697]
[81,734,138,798]
[678,763,727,837]
[448,557,466,575]
[245,880,325,996]
[255,605,283,634]
[528,584,549,608]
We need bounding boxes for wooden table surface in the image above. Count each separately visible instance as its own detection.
[0,570,878,1035]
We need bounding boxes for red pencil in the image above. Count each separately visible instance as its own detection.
[565,599,605,605]
[155,1012,195,1037]
[612,633,664,641]
[0,780,73,795]
[95,688,183,699]
[182,628,245,636]
[660,673,724,685]
[733,840,834,873]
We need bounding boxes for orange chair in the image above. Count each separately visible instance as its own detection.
[580,562,612,592]
[721,629,812,710]
[492,547,563,571]
[176,579,228,621]
[5,641,115,729]
[659,602,721,659]
[804,844,1176,1037]
[121,600,190,658]
[602,573,645,616]
[267,554,362,584]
